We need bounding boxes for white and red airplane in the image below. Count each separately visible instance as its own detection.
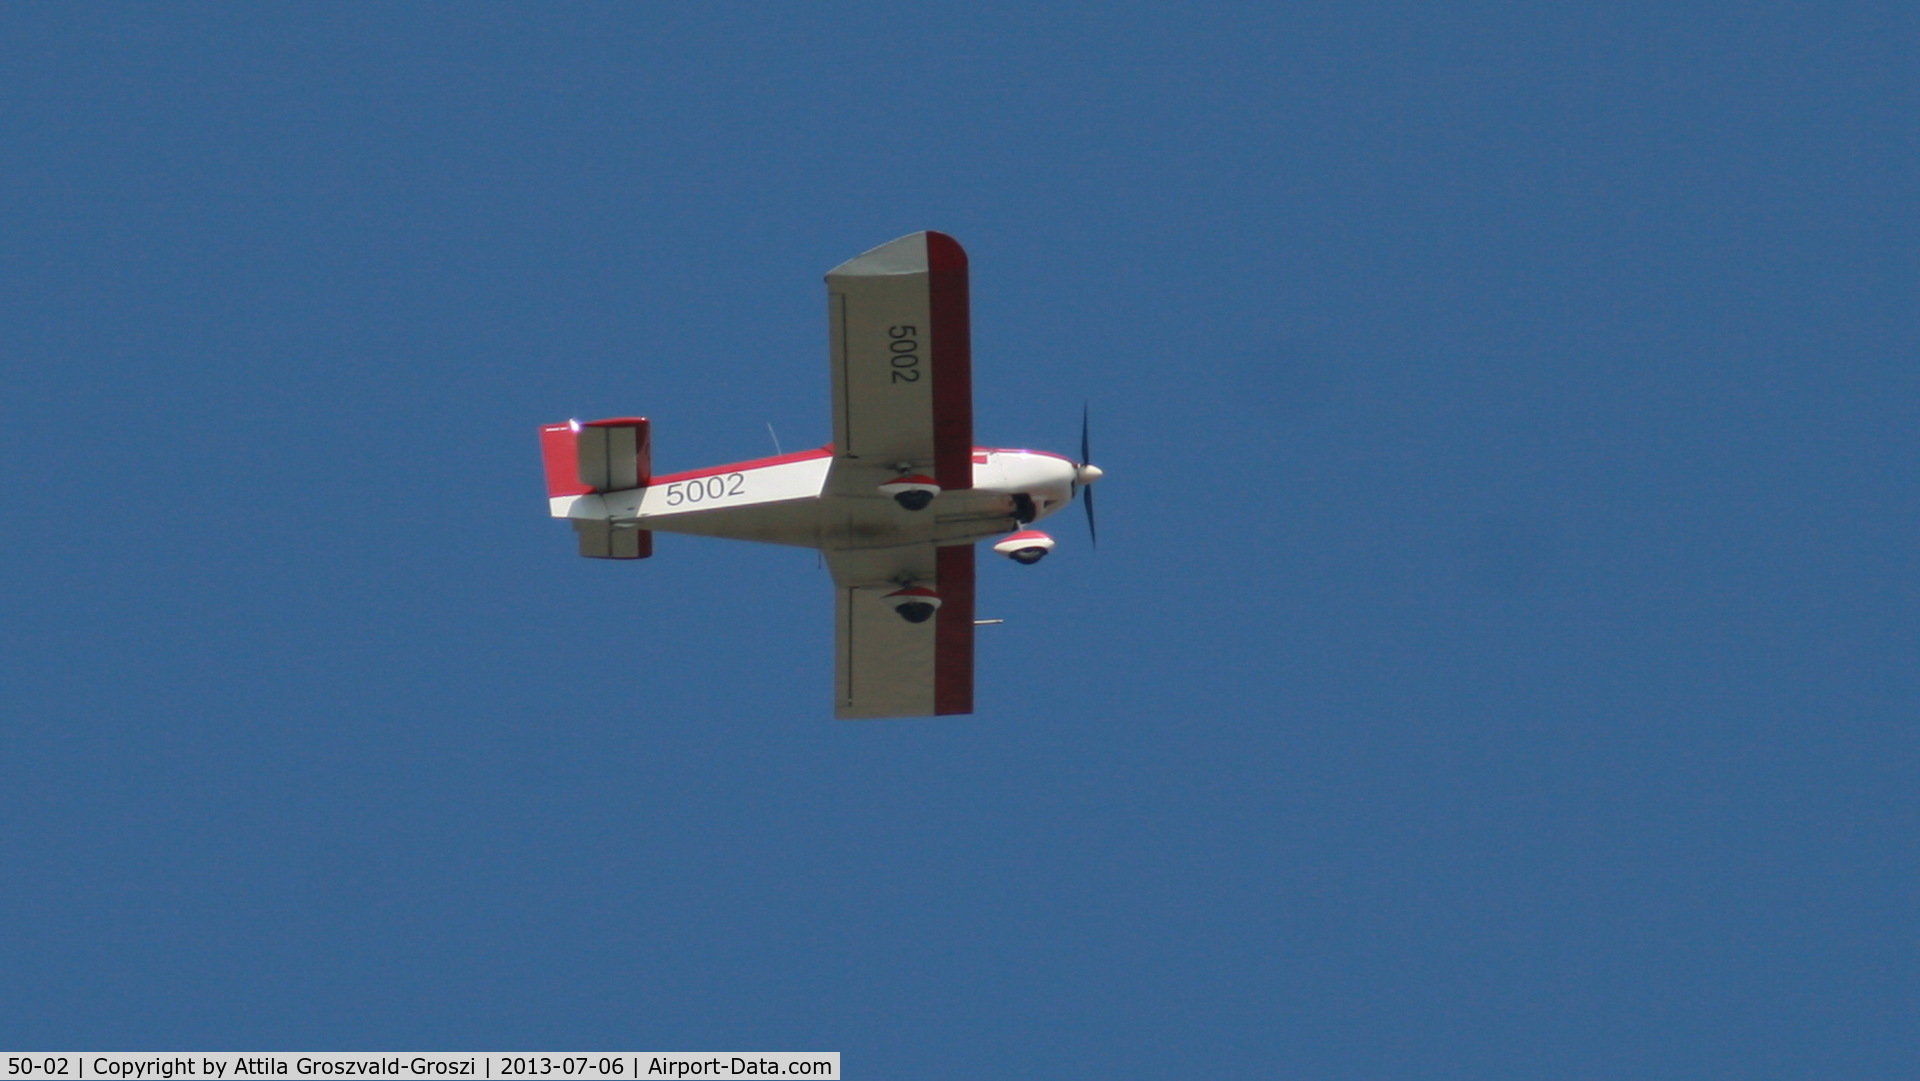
[539,231,1102,719]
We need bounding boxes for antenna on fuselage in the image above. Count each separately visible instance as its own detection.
[766,422,784,456]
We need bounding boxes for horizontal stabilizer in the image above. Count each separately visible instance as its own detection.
[573,520,652,560]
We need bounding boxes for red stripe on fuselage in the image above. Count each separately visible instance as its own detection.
[934,543,976,715]
[650,446,834,485]
[652,445,1069,489]
[985,448,1074,464]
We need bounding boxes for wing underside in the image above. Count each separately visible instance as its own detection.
[831,543,975,719]
[826,231,973,493]
[822,232,980,719]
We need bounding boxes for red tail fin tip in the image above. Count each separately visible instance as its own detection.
[539,417,651,496]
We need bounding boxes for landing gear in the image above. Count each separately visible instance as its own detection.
[993,530,1056,565]
[879,473,940,512]
[886,585,943,623]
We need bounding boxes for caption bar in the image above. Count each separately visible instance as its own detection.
[3,1057,838,1081]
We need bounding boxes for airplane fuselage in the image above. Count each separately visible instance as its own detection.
[548,446,1079,551]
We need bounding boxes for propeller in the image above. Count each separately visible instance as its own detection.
[1073,403,1102,547]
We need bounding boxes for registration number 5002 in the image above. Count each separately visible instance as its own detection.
[663,473,745,506]
[888,324,920,383]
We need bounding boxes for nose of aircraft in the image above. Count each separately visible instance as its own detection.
[1076,463,1104,485]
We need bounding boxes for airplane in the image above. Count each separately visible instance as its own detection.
[539,231,1103,719]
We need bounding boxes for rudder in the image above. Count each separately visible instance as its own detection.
[540,417,654,560]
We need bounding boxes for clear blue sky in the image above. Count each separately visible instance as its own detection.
[3,4,1915,1077]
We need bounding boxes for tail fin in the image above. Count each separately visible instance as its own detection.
[541,417,651,495]
[540,418,653,560]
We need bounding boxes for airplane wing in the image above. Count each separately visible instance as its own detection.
[825,231,974,493]
[828,543,975,719]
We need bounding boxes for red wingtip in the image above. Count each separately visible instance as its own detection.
[925,231,968,271]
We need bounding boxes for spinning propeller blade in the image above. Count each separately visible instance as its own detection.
[1077,404,1098,548]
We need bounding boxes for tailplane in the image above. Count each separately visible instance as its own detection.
[539,418,653,559]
